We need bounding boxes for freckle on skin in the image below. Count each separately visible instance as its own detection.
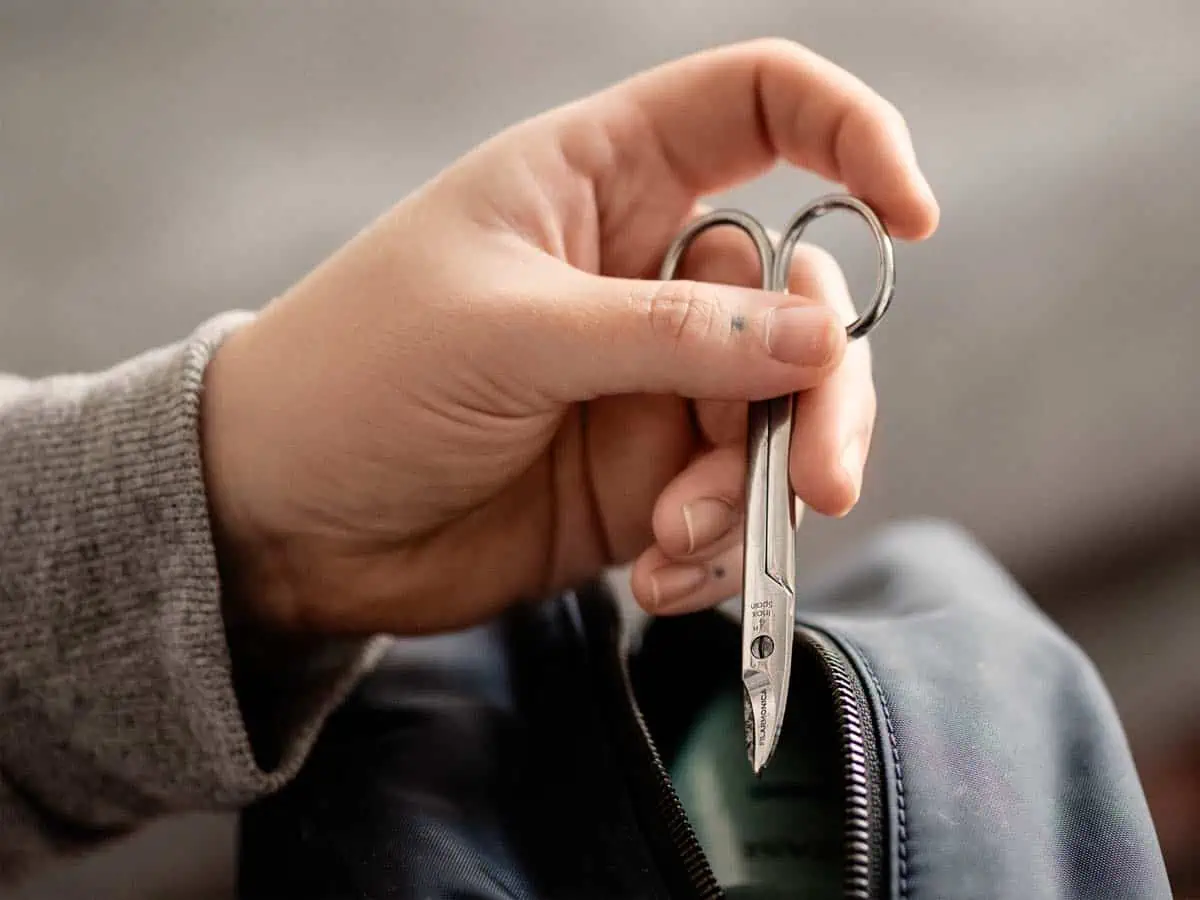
[730,315,746,333]
[713,565,726,579]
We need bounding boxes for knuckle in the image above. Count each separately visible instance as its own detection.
[878,99,911,142]
[745,36,799,62]
[646,280,722,349]
[857,336,875,379]
[845,335,877,401]
[862,376,878,420]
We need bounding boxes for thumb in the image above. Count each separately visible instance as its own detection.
[544,270,848,402]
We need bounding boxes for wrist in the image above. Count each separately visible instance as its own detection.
[199,324,300,637]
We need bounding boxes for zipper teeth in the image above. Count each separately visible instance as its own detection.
[585,587,882,900]
[812,640,874,900]
[618,653,725,900]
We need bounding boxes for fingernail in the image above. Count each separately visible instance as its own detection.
[649,564,708,611]
[764,307,842,367]
[840,435,867,506]
[681,498,736,554]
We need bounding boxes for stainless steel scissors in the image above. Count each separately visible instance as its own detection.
[658,194,896,775]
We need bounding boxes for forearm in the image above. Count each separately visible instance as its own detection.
[0,313,383,883]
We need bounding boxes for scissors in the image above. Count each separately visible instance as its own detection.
[658,194,896,775]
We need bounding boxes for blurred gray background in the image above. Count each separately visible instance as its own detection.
[2,1,1198,896]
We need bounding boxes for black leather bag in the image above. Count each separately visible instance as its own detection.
[237,522,1171,899]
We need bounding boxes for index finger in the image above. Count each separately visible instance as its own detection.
[602,39,939,241]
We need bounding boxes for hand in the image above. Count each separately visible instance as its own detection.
[201,39,939,637]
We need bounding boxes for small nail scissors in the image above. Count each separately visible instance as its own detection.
[658,194,896,774]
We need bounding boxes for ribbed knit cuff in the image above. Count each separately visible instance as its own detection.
[0,312,384,832]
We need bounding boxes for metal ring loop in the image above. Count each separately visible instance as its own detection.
[658,208,776,289]
[658,195,895,342]
[775,194,895,341]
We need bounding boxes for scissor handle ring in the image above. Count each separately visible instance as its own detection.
[658,208,776,289]
[775,194,895,341]
[659,195,896,342]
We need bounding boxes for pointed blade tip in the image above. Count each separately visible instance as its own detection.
[753,739,776,777]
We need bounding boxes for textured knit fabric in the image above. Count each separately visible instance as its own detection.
[0,312,386,885]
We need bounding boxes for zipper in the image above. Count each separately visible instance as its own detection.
[796,627,885,900]
[605,610,725,900]
[577,587,886,899]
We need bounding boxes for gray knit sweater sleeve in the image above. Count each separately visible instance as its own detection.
[0,312,386,884]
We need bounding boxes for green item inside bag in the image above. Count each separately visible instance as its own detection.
[670,682,844,900]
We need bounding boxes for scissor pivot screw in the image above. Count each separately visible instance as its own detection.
[750,635,775,660]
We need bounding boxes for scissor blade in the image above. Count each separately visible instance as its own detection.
[741,572,795,773]
[742,668,777,775]
[741,394,797,775]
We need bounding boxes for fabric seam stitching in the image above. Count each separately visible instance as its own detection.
[850,645,911,900]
